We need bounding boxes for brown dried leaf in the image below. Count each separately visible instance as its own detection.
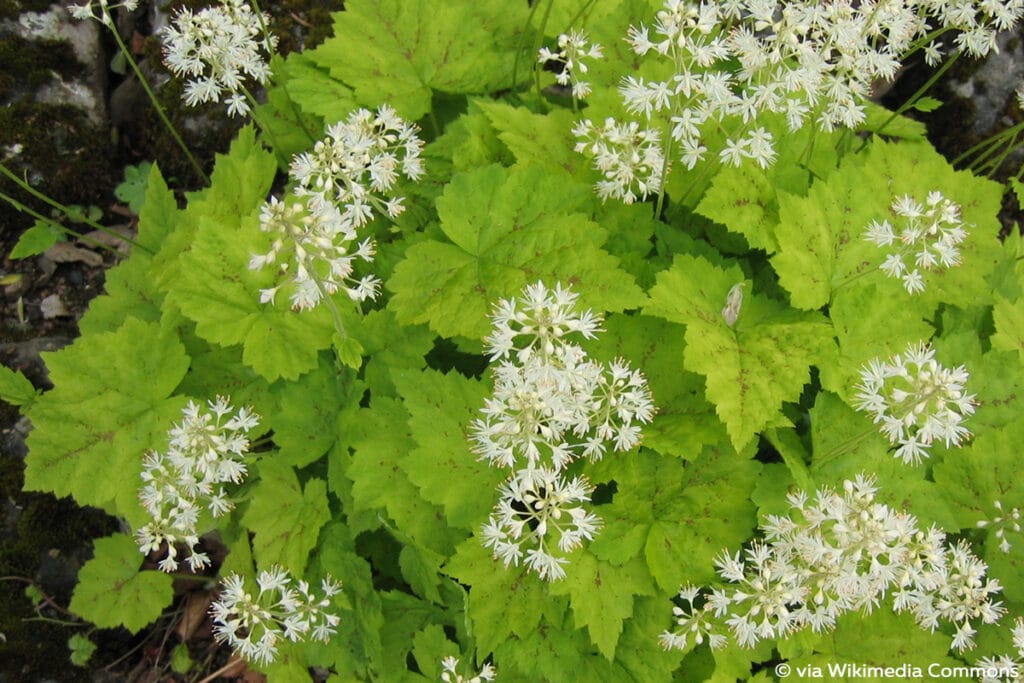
[175,591,214,642]
[44,242,103,267]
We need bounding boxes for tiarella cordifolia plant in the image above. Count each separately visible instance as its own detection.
[660,475,1005,654]
[853,341,976,464]
[4,0,1024,680]
[473,282,654,580]
[136,397,259,572]
[865,191,970,294]
[249,105,424,311]
[161,0,276,117]
[210,566,342,665]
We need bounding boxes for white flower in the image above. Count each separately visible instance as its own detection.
[853,341,976,464]
[440,656,497,682]
[249,106,423,311]
[573,118,667,204]
[211,567,341,664]
[482,468,599,581]
[977,500,1023,554]
[67,0,138,25]
[538,29,602,99]
[865,191,970,293]
[161,0,276,117]
[136,397,259,571]
[662,474,1005,654]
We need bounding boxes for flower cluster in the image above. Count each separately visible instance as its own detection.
[660,475,1005,654]
[440,656,497,683]
[571,118,667,204]
[473,282,655,580]
[576,0,1024,201]
[977,618,1024,682]
[249,105,424,310]
[210,566,341,665]
[853,341,976,464]
[538,29,603,99]
[136,397,259,572]
[68,0,139,27]
[865,191,970,294]
[978,500,1023,554]
[161,0,276,117]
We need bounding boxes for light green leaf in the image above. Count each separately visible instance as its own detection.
[80,163,179,335]
[548,553,655,660]
[10,220,62,259]
[389,164,643,340]
[0,364,36,407]
[346,397,458,554]
[589,446,760,592]
[646,254,834,450]
[772,139,1003,311]
[169,210,335,382]
[23,318,189,517]
[992,295,1024,361]
[475,100,581,174]
[69,534,173,633]
[269,359,362,468]
[242,458,331,575]
[68,633,96,667]
[276,52,356,124]
[393,369,503,530]
[586,313,727,458]
[911,96,943,112]
[114,162,153,214]
[444,537,567,654]
[310,0,530,120]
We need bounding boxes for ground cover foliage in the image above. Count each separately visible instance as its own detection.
[4,0,1024,680]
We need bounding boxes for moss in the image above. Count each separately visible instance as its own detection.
[0,36,83,100]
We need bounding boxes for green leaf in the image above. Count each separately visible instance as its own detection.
[269,359,362,468]
[169,210,335,382]
[23,318,189,517]
[475,101,581,174]
[646,254,834,450]
[346,397,458,554]
[589,446,760,592]
[389,164,643,340]
[309,0,530,120]
[394,369,503,530]
[69,534,173,633]
[910,96,943,112]
[411,624,458,679]
[242,458,331,575]
[771,139,1003,311]
[444,537,566,654]
[315,522,385,681]
[114,162,153,214]
[9,219,62,259]
[0,364,36,407]
[548,553,655,660]
[356,310,433,397]
[68,633,96,667]
[80,164,179,335]
[586,314,728,458]
[992,295,1024,361]
[276,53,357,123]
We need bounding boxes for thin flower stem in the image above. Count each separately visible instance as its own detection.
[0,189,122,256]
[240,85,285,152]
[246,0,316,146]
[0,167,153,254]
[103,8,209,185]
[862,50,961,148]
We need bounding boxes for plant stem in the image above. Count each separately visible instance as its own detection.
[103,8,210,184]
[861,49,961,149]
[0,167,153,254]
